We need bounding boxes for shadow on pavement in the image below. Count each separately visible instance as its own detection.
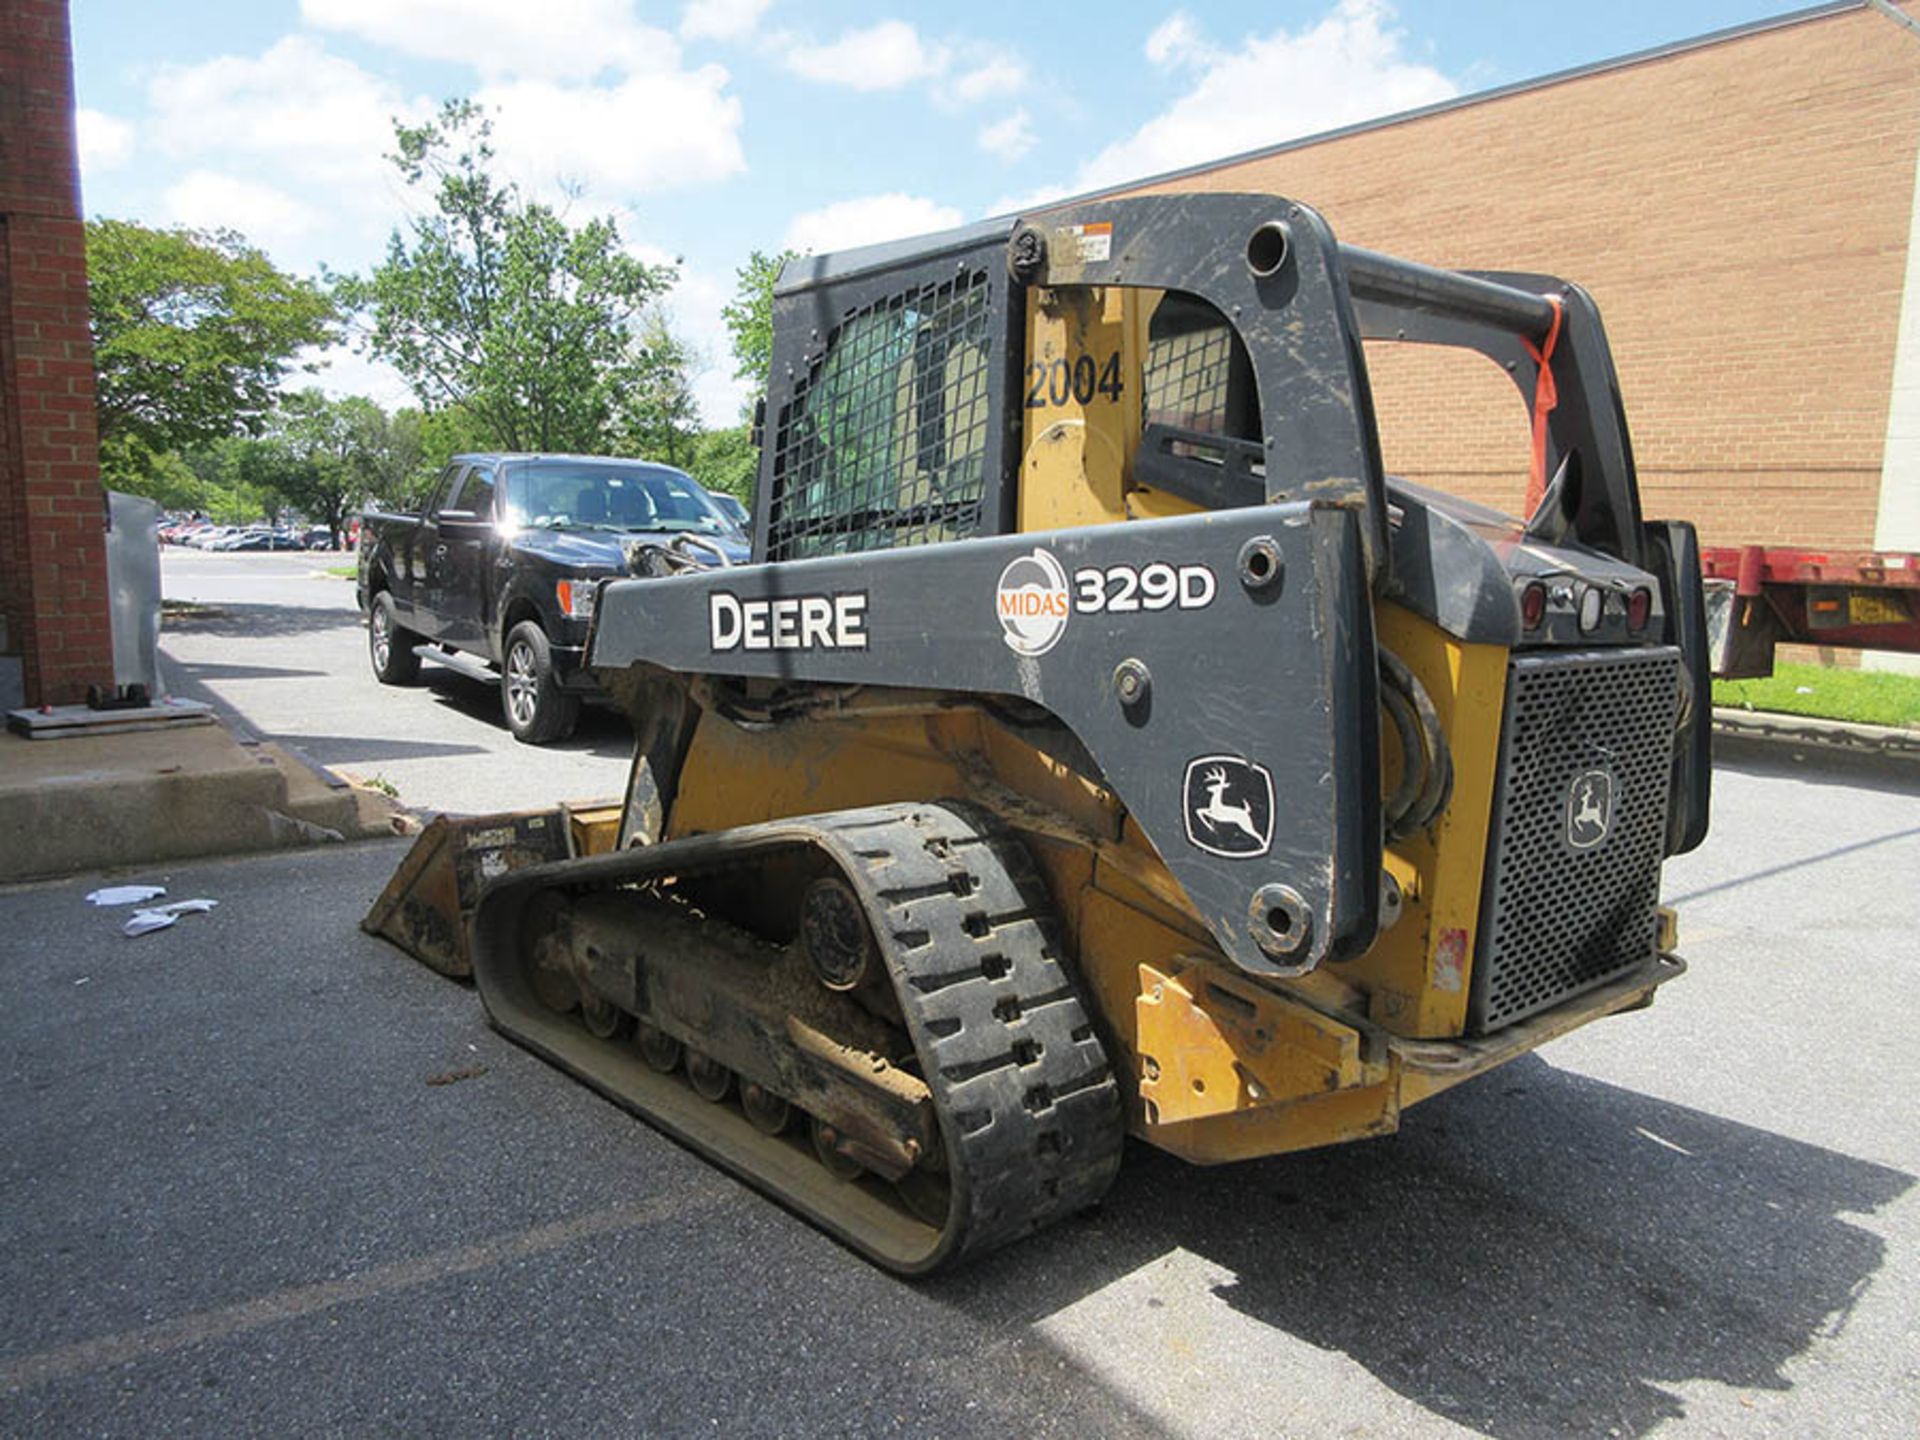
[161,602,357,641]
[167,660,331,682]
[288,735,492,766]
[1712,732,1920,798]
[942,1053,1912,1439]
[418,668,635,759]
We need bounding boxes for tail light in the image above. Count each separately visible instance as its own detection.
[1626,586,1652,633]
[1520,581,1547,631]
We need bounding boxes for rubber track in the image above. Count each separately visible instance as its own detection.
[818,804,1125,1264]
[474,801,1124,1272]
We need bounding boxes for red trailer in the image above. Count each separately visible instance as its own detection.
[1702,544,1920,677]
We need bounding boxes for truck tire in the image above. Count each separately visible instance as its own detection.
[369,591,422,685]
[502,620,580,744]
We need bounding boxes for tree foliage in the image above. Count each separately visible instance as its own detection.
[720,248,797,409]
[86,219,337,490]
[687,425,759,503]
[336,100,681,455]
[251,391,426,542]
[614,315,702,469]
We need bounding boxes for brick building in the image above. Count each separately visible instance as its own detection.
[0,0,112,707]
[0,4,1914,712]
[1111,0,1920,553]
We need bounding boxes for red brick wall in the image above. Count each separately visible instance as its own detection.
[1118,4,1920,550]
[0,0,112,705]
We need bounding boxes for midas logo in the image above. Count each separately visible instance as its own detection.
[996,549,1071,656]
[998,589,1069,619]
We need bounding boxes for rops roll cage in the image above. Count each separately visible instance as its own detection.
[760,191,1647,583]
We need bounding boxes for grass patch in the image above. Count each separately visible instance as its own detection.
[324,564,357,579]
[1713,662,1920,729]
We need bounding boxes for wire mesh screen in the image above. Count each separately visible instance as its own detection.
[766,271,995,561]
[1143,310,1235,436]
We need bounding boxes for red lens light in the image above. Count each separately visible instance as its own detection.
[1627,586,1652,632]
[1520,581,1547,630]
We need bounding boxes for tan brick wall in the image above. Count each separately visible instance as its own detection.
[1118,4,1920,549]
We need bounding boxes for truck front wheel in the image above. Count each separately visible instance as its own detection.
[502,620,580,744]
[369,592,422,685]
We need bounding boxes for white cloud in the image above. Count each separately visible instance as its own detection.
[76,109,134,173]
[478,69,746,201]
[782,21,947,92]
[783,193,964,255]
[148,37,425,198]
[1143,12,1210,69]
[664,263,752,425]
[146,34,745,254]
[162,171,324,251]
[1069,0,1458,195]
[300,0,680,81]
[948,55,1027,104]
[679,0,771,44]
[978,110,1035,163]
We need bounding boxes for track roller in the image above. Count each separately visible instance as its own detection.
[741,1083,791,1135]
[470,801,1125,1274]
[634,1022,681,1073]
[686,1051,733,1102]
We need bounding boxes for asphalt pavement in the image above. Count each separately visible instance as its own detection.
[1,551,1916,1436]
[155,548,633,816]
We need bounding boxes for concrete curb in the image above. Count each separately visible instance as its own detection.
[1711,706,1920,762]
[0,716,412,883]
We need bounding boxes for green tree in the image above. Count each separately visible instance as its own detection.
[688,425,758,504]
[247,391,428,541]
[336,100,680,454]
[720,248,797,411]
[179,438,275,524]
[613,314,702,468]
[85,219,337,492]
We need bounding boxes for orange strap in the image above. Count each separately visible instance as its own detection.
[1521,295,1565,517]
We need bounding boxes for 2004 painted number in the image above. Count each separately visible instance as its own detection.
[1073,562,1216,614]
[1025,352,1125,408]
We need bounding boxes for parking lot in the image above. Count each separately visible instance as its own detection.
[1,549,1916,1437]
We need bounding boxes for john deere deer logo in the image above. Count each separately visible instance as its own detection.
[1565,769,1616,850]
[1183,756,1275,858]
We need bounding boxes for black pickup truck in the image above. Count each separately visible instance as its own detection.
[357,453,749,743]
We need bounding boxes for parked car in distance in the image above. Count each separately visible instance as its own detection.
[357,453,749,743]
[217,528,304,551]
[707,489,749,532]
[300,526,338,550]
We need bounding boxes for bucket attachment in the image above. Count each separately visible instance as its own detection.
[362,802,622,977]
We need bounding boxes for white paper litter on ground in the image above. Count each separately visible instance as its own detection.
[122,898,218,937]
[87,885,166,907]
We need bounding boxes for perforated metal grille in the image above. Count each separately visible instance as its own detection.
[1469,647,1681,1034]
[765,272,993,561]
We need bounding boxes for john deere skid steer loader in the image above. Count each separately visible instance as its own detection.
[407,194,1711,1274]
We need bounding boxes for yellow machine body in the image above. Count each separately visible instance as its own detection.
[631,283,1678,1164]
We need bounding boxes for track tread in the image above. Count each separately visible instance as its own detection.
[814,803,1124,1264]
[473,800,1124,1273]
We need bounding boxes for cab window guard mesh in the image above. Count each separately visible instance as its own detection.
[1142,292,1258,444]
[766,271,994,561]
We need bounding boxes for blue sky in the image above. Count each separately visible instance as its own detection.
[69,0,1812,425]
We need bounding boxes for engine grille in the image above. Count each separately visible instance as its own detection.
[1468,646,1682,1033]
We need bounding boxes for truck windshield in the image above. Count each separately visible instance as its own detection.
[503,460,733,534]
